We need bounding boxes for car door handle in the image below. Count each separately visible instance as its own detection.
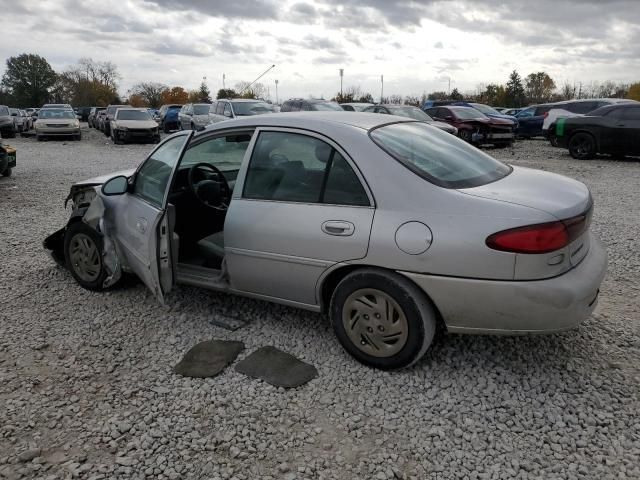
[321,221,355,236]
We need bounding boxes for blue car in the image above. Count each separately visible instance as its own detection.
[452,102,518,127]
[513,103,559,138]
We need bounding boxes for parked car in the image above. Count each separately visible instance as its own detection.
[35,108,81,141]
[0,142,16,177]
[157,104,183,133]
[9,108,27,133]
[88,107,106,128]
[44,112,606,370]
[95,110,108,132]
[453,102,518,127]
[553,103,640,159]
[425,106,514,147]
[76,106,92,122]
[0,105,16,138]
[280,98,344,112]
[421,100,456,109]
[208,99,274,124]
[103,104,132,136]
[341,103,374,111]
[110,108,160,144]
[362,104,457,134]
[178,103,212,131]
[20,110,33,131]
[542,98,637,145]
[513,103,559,138]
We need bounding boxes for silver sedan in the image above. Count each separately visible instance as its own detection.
[45,112,607,369]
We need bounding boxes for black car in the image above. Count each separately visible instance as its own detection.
[514,103,558,138]
[0,142,16,177]
[555,103,640,159]
[280,98,343,112]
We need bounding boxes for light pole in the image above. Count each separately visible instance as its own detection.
[339,68,343,98]
[275,79,279,104]
[222,73,226,90]
[380,75,384,104]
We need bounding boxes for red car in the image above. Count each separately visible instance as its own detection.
[425,106,514,147]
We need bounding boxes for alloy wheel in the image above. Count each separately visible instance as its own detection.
[68,233,101,282]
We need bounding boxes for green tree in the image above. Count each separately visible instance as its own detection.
[505,70,526,107]
[196,81,212,103]
[525,72,556,104]
[627,82,640,101]
[1,53,57,106]
[427,91,448,100]
[449,87,464,100]
[217,88,238,99]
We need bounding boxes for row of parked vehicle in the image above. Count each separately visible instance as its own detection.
[0,103,82,140]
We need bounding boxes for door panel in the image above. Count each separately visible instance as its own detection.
[225,200,374,305]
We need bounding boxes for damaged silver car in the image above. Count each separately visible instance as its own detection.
[45,112,607,369]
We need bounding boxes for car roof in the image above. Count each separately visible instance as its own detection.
[200,111,413,133]
[225,98,267,103]
[341,102,373,106]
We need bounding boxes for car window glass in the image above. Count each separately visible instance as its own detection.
[323,153,369,206]
[216,102,225,115]
[620,107,640,120]
[342,105,355,111]
[517,108,534,118]
[370,122,511,189]
[569,102,596,114]
[302,103,312,111]
[223,103,232,116]
[180,133,253,173]
[133,135,188,207]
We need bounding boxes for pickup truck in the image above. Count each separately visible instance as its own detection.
[0,142,16,177]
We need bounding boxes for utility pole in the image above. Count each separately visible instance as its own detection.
[222,73,226,90]
[380,75,384,104]
[275,79,279,104]
[448,77,451,95]
[339,68,344,98]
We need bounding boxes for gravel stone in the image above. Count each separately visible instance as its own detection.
[0,130,638,479]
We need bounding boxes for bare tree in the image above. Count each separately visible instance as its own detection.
[131,82,167,108]
[388,94,403,104]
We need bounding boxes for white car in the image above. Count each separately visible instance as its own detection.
[542,98,636,141]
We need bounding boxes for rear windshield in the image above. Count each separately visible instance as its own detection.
[117,110,152,120]
[311,102,344,111]
[232,101,272,116]
[193,105,210,115]
[387,107,432,121]
[450,107,487,120]
[370,121,512,189]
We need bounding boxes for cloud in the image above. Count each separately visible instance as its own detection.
[143,0,279,19]
[434,41,443,49]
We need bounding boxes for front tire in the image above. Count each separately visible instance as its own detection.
[458,129,472,143]
[64,222,109,291]
[569,132,596,160]
[330,269,437,370]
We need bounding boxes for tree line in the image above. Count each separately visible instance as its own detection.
[1,53,639,108]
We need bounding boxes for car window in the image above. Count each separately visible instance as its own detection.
[370,121,511,189]
[223,103,232,117]
[363,106,375,113]
[342,105,355,111]
[302,103,313,111]
[620,107,640,120]
[180,132,253,172]
[133,135,189,207]
[243,131,368,205]
[517,108,535,118]
[568,102,598,114]
[216,102,225,115]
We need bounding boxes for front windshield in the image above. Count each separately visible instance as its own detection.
[312,102,344,111]
[38,109,76,119]
[388,107,432,121]
[370,121,511,189]
[193,105,210,115]
[451,107,487,120]
[232,101,272,116]
[471,103,501,116]
[117,110,152,121]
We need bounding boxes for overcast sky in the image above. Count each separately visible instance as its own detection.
[2,0,639,101]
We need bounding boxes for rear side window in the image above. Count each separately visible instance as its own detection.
[620,107,640,120]
[243,131,369,205]
[568,102,599,114]
[370,121,511,189]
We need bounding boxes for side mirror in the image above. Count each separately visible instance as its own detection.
[102,175,129,196]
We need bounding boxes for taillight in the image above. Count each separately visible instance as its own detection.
[543,112,549,119]
[486,213,590,254]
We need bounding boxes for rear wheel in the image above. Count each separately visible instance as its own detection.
[64,222,110,291]
[2,167,11,177]
[330,269,437,370]
[458,129,472,143]
[569,132,596,160]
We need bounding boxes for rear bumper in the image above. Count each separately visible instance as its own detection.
[400,233,607,334]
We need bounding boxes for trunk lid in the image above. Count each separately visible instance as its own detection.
[459,166,591,220]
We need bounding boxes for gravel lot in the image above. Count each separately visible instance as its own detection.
[1,125,639,480]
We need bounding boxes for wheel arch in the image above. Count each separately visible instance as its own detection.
[568,129,599,151]
[318,264,447,331]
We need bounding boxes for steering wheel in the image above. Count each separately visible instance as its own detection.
[187,163,231,211]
